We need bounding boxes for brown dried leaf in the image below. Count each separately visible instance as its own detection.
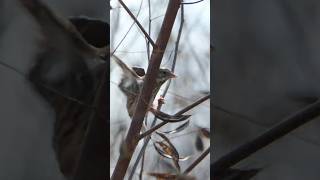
[155,132,180,172]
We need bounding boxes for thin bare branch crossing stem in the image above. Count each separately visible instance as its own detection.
[111,1,182,179]
[111,0,144,56]
[146,0,151,62]
[118,0,156,47]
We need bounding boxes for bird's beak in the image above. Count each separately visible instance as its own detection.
[169,72,177,79]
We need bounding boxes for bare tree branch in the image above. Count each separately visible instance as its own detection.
[118,0,156,47]
[111,0,144,56]
[183,146,210,175]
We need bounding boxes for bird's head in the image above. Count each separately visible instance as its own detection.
[156,68,176,85]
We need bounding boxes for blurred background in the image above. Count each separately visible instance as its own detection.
[213,1,320,179]
[110,0,210,179]
[0,0,106,179]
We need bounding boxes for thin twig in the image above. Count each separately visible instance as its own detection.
[118,0,156,47]
[146,0,151,61]
[139,144,146,180]
[175,94,210,115]
[171,3,184,73]
[150,14,165,21]
[183,146,210,174]
[111,0,144,56]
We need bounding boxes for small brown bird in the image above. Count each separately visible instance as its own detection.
[112,55,176,118]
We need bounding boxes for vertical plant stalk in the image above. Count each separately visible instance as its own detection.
[139,149,145,180]
[146,0,152,61]
[111,1,181,179]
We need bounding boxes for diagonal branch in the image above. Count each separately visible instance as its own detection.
[118,0,156,47]
[183,146,210,175]
[111,0,144,56]
[111,1,182,179]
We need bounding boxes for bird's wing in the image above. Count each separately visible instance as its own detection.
[132,67,145,77]
[112,54,141,79]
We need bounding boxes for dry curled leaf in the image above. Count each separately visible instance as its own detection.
[155,132,180,172]
[150,108,192,123]
[154,142,181,172]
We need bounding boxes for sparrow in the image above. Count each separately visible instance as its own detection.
[20,0,107,179]
[112,55,177,118]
